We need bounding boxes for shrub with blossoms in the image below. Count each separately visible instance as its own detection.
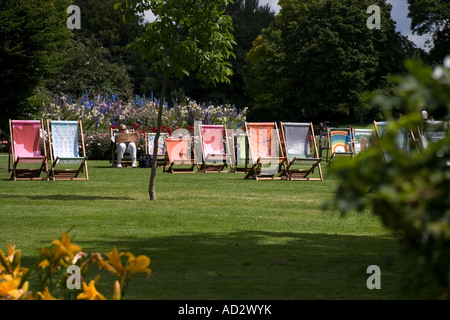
[38,93,247,160]
[38,92,248,131]
[0,232,151,300]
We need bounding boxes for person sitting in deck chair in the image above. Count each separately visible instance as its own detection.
[111,124,138,168]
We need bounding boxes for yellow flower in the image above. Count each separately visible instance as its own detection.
[112,280,121,300]
[0,275,29,300]
[0,245,28,276]
[37,286,58,300]
[101,247,126,277]
[77,280,107,300]
[51,232,82,261]
[126,253,151,278]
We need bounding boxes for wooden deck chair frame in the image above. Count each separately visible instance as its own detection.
[244,122,287,180]
[327,126,355,162]
[163,137,197,173]
[8,119,49,181]
[199,124,232,173]
[145,132,167,167]
[374,121,420,163]
[280,122,323,181]
[110,128,140,167]
[46,120,88,181]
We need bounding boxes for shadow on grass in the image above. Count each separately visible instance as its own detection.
[51,230,441,300]
[0,193,133,201]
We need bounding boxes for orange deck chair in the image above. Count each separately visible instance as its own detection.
[164,137,197,173]
[244,122,287,180]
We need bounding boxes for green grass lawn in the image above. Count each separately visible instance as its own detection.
[0,154,441,300]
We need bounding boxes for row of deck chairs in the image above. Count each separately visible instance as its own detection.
[161,122,355,181]
[8,119,88,181]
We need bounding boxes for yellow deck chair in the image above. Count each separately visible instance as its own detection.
[244,122,287,180]
[280,122,323,181]
[163,137,197,173]
[46,120,88,180]
[8,119,49,181]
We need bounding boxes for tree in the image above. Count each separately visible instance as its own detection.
[115,0,236,200]
[407,0,450,63]
[0,0,72,137]
[330,57,450,298]
[245,0,419,124]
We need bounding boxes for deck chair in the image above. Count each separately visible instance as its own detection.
[353,128,374,154]
[8,120,49,181]
[373,121,418,163]
[233,130,251,173]
[110,128,140,167]
[199,124,232,172]
[416,120,449,149]
[327,127,355,161]
[163,137,197,173]
[46,120,88,181]
[244,122,287,180]
[145,132,167,167]
[280,122,323,181]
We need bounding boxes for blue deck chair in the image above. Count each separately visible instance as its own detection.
[47,120,88,180]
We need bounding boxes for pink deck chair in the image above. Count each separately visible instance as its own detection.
[199,124,231,172]
[8,119,49,181]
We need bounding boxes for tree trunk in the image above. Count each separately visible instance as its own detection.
[149,71,169,201]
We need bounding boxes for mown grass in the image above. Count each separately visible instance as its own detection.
[0,155,441,299]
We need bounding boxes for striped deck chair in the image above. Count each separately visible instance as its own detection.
[145,132,167,167]
[199,124,232,172]
[280,122,323,181]
[163,137,197,173]
[8,119,49,181]
[244,122,287,180]
[47,120,88,180]
[327,127,355,161]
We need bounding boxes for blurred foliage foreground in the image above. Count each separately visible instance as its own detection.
[330,57,450,299]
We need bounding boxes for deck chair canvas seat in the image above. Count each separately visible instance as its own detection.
[164,137,197,173]
[244,122,287,180]
[47,120,88,180]
[199,124,232,173]
[9,120,49,181]
[145,132,167,167]
[280,122,323,181]
[327,127,355,161]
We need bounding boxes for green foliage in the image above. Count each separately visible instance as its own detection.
[245,0,421,123]
[330,57,450,298]
[0,0,72,137]
[407,0,450,63]
[45,36,134,99]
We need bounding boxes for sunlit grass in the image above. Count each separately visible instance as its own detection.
[0,155,441,299]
